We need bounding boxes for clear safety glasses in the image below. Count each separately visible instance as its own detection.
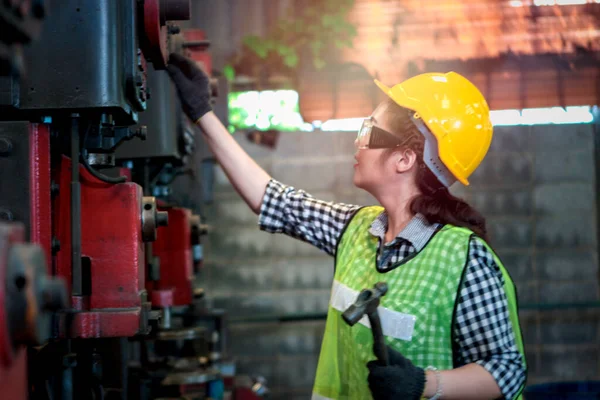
[355,116,408,150]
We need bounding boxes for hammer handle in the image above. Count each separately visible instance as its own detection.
[368,311,389,366]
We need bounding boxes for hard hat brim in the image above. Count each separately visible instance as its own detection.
[374,78,422,117]
[374,79,392,96]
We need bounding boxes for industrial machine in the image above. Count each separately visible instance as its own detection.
[0,1,266,398]
[116,27,253,399]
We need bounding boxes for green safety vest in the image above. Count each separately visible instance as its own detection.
[312,206,526,400]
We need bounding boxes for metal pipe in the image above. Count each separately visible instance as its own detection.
[70,114,82,296]
[161,306,171,330]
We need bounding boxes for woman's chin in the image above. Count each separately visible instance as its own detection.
[353,174,365,190]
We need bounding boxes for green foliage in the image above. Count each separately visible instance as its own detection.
[223,64,236,82]
[233,0,357,75]
[228,90,305,132]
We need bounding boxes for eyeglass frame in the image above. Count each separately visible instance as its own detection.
[355,116,412,150]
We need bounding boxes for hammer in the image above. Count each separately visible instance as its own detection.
[342,282,389,366]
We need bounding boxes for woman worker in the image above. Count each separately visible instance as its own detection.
[167,53,526,400]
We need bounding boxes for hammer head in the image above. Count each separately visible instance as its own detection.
[342,282,388,326]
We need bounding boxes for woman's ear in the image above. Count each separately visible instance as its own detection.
[395,148,418,173]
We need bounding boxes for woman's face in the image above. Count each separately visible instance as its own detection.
[352,102,399,194]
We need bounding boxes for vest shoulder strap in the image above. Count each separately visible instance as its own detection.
[335,206,382,254]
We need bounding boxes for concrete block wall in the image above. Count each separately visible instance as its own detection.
[201,123,599,397]
[465,124,600,385]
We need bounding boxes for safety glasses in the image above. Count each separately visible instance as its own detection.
[355,116,408,149]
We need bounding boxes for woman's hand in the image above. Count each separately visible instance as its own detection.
[167,53,212,122]
[366,346,426,400]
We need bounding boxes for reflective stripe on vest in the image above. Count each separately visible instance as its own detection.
[311,393,334,400]
[330,280,416,341]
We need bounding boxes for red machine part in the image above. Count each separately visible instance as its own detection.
[183,29,212,76]
[141,0,191,70]
[150,288,174,308]
[231,375,268,400]
[234,388,265,400]
[53,156,149,338]
[117,166,133,182]
[152,207,193,306]
[29,123,52,265]
[0,349,26,400]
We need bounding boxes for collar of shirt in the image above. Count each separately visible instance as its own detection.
[368,211,440,251]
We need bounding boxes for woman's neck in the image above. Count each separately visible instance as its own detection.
[377,188,420,244]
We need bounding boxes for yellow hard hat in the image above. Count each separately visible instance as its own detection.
[374,72,493,186]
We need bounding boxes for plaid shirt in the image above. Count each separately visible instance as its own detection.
[259,179,525,399]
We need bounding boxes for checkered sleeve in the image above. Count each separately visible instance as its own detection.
[258,179,361,256]
[453,236,526,399]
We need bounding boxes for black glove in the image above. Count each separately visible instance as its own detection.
[366,346,426,400]
[166,53,212,122]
